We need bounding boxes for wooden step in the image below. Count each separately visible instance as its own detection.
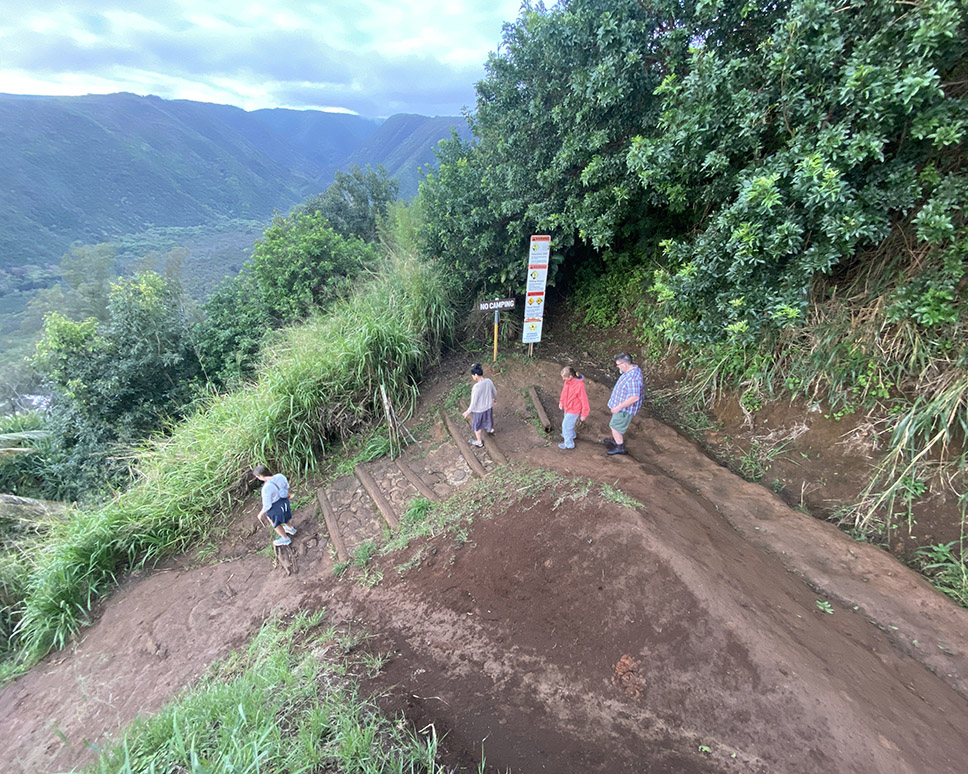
[483,433,507,466]
[316,487,349,563]
[440,408,487,478]
[355,464,399,529]
[395,457,439,502]
[528,386,553,433]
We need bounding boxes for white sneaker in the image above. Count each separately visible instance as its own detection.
[273,536,292,546]
[283,524,297,535]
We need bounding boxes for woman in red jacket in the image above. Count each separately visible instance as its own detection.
[557,366,590,449]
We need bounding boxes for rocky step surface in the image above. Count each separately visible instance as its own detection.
[314,409,507,563]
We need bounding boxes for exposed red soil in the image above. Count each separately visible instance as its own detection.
[3,355,968,774]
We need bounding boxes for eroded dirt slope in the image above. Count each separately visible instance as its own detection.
[2,356,968,774]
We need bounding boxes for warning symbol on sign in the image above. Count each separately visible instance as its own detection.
[522,318,543,344]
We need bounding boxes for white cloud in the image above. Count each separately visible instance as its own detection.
[0,0,522,115]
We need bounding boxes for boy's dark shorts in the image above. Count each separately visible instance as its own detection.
[268,497,291,527]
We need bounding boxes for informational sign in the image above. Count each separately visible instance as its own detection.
[523,235,550,344]
[526,264,547,294]
[522,318,543,344]
[525,292,545,314]
[478,298,515,311]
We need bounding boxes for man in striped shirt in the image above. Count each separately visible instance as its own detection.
[605,352,644,456]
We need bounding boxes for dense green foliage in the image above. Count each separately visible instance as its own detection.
[4,176,389,501]
[420,0,967,532]
[11,254,453,662]
[635,0,966,342]
[87,613,444,773]
[24,272,202,500]
[303,165,400,242]
[195,212,380,384]
[418,0,783,292]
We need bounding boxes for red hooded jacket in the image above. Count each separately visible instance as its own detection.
[559,375,590,418]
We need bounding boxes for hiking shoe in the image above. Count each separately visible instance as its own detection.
[602,437,616,448]
[607,444,627,456]
[469,439,484,448]
[283,524,297,536]
[273,536,292,546]
[558,443,574,450]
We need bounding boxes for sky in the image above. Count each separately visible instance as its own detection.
[0,0,524,117]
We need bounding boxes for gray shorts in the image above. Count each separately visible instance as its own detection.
[471,409,493,433]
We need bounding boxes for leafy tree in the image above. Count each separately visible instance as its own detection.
[303,165,399,242]
[194,212,379,384]
[20,243,119,334]
[419,132,520,292]
[30,271,202,499]
[193,270,271,385]
[420,0,713,296]
[628,0,968,343]
[248,211,378,323]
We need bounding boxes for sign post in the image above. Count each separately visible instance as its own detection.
[523,235,550,354]
[478,298,515,362]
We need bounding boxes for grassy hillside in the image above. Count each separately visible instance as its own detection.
[3,251,453,665]
[251,107,381,170]
[0,94,469,270]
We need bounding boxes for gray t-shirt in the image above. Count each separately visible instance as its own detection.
[468,378,496,413]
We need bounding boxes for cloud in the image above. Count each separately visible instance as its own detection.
[0,0,521,115]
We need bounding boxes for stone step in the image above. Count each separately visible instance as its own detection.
[323,474,386,556]
[314,410,506,565]
[403,442,475,500]
[365,457,424,513]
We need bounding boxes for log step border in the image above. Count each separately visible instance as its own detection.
[355,464,399,529]
[395,458,439,502]
[316,487,349,563]
[440,408,487,478]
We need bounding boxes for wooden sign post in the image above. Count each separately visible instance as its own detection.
[478,298,515,362]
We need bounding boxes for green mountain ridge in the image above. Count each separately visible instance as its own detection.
[0,93,465,268]
[347,113,472,197]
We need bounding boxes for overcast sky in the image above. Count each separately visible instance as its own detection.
[0,0,523,117]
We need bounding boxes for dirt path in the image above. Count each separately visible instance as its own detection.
[3,357,968,773]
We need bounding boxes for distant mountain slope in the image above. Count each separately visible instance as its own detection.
[251,108,381,171]
[347,114,471,197]
[0,94,467,270]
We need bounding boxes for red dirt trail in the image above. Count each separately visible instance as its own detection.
[2,357,968,773]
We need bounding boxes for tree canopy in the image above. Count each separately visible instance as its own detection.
[420,0,967,345]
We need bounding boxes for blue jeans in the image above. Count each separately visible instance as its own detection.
[561,413,579,447]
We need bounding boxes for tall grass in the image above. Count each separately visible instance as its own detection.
[12,254,454,662]
[86,612,445,773]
